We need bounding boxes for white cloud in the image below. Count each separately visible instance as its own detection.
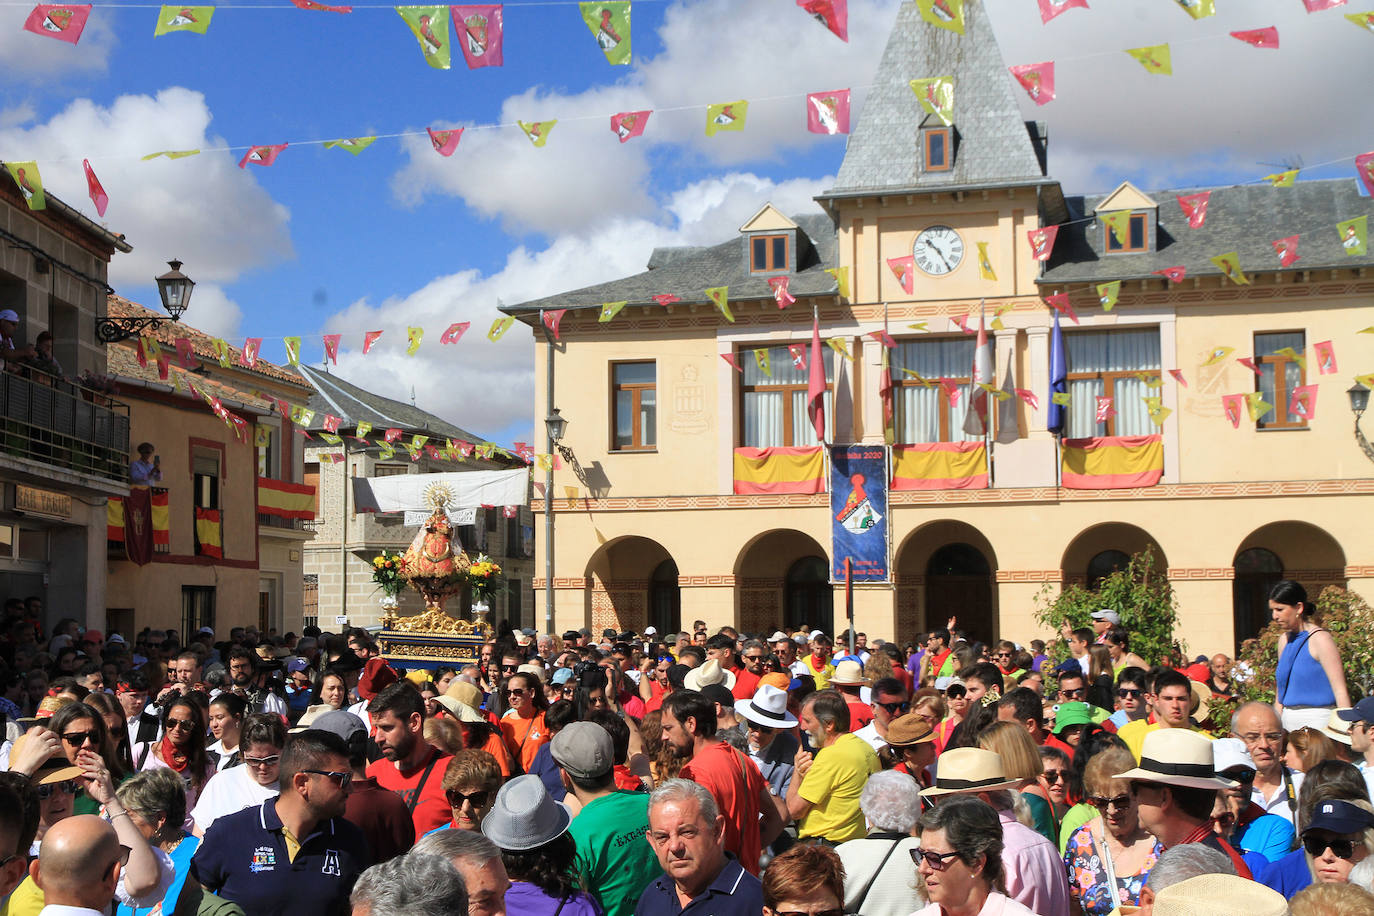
[0,3,116,79]
[0,88,294,289]
[180,283,244,339]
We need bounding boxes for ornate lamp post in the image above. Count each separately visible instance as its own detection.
[1348,382,1374,463]
[96,259,195,343]
[543,407,567,636]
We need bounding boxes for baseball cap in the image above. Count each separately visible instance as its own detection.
[768,631,790,643]
[643,626,657,636]
[549,721,613,779]
[1337,696,1374,724]
[551,668,574,686]
[81,630,104,643]
[1090,609,1121,625]
[197,626,215,636]
[809,629,826,641]
[1304,799,1374,836]
[0,309,18,323]
[310,710,366,744]
[286,657,309,674]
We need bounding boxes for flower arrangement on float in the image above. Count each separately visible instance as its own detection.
[371,550,408,610]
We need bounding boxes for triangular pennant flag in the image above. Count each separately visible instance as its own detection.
[1009,62,1055,106]
[1202,346,1234,366]
[1346,10,1374,29]
[1094,395,1116,423]
[213,338,232,367]
[721,352,742,372]
[384,428,402,443]
[406,327,424,355]
[907,322,929,333]
[611,110,650,143]
[1314,340,1338,375]
[1015,388,1040,410]
[1303,0,1347,10]
[283,337,301,365]
[1027,225,1058,261]
[376,443,394,460]
[900,368,932,386]
[1355,151,1374,196]
[1338,216,1368,256]
[427,127,463,157]
[141,149,201,160]
[887,255,916,294]
[397,6,451,68]
[580,1,630,65]
[868,329,897,349]
[453,4,503,68]
[1044,292,1079,324]
[1154,266,1187,284]
[363,330,383,354]
[1100,210,1133,246]
[976,242,996,281]
[542,309,567,340]
[1290,384,1319,420]
[806,90,851,135]
[1172,0,1213,18]
[1097,281,1121,311]
[240,338,261,369]
[323,137,376,155]
[319,433,342,446]
[797,0,847,40]
[1245,392,1273,422]
[291,0,352,11]
[705,101,748,137]
[1037,0,1088,24]
[82,159,107,217]
[1273,346,1306,370]
[940,378,963,408]
[990,303,1013,331]
[705,286,732,322]
[323,414,341,433]
[24,3,91,42]
[951,313,971,334]
[651,294,679,307]
[768,276,796,308]
[519,121,556,147]
[1177,191,1210,228]
[154,5,213,35]
[1211,252,1249,285]
[909,76,955,126]
[1231,26,1279,47]
[827,337,853,360]
[1168,369,1188,386]
[1265,169,1299,187]
[238,143,286,169]
[1271,234,1301,267]
[598,301,627,323]
[1125,44,1171,74]
[354,421,373,441]
[1147,403,1172,426]
[440,322,470,344]
[174,337,198,369]
[488,316,514,340]
[322,334,340,364]
[134,338,149,369]
[916,0,964,33]
[753,348,771,377]
[825,266,850,300]
[254,424,272,448]
[1236,356,1262,376]
[5,162,45,210]
[788,344,807,370]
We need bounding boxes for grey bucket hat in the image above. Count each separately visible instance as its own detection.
[480,774,572,851]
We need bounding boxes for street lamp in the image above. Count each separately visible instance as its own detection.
[96,259,196,343]
[1348,382,1374,463]
[545,408,567,444]
[543,407,567,637]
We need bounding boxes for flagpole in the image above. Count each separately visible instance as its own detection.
[981,299,993,488]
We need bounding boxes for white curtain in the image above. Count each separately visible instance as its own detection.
[893,338,977,443]
[1065,328,1160,438]
[740,346,833,447]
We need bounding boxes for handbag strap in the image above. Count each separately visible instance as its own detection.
[852,838,904,912]
[404,753,440,813]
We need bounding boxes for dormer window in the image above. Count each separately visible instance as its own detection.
[750,234,789,273]
[1093,183,1158,255]
[1104,213,1149,253]
[923,127,952,172]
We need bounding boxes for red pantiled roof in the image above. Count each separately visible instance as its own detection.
[107,345,273,413]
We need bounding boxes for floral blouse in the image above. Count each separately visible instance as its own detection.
[1063,822,1163,915]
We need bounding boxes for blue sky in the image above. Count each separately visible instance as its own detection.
[0,0,1367,447]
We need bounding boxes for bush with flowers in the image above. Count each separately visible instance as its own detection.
[371,550,408,598]
[466,554,504,605]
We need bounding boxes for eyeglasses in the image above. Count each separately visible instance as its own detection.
[36,780,79,800]
[742,654,765,662]
[244,754,281,768]
[877,701,911,715]
[745,723,776,734]
[1223,767,1256,784]
[1117,688,1142,698]
[1041,770,1066,784]
[303,769,352,788]
[1304,836,1359,859]
[446,789,491,808]
[1088,794,1130,811]
[166,718,196,732]
[61,730,98,746]
[910,847,963,870]
[501,663,520,672]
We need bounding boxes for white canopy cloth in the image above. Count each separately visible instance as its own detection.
[352,469,528,513]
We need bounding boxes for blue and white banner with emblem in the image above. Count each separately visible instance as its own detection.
[829,445,889,583]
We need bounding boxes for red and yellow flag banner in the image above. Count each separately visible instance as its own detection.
[891,442,987,491]
[194,507,222,558]
[732,446,825,495]
[1061,434,1163,490]
[257,477,316,519]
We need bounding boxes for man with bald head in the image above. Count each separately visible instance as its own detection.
[30,814,123,915]
[1231,701,1299,823]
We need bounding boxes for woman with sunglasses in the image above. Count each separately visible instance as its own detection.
[84,690,135,775]
[141,698,215,813]
[500,671,551,774]
[1062,746,1161,914]
[1299,798,1374,887]
[763,843,848,916]
[46,701,126,815]
[190,713,284,836]
[934,681,968,754]
[913,795,1042,916]
[428,749,503,835]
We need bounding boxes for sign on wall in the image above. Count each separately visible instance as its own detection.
[829,445,889,583]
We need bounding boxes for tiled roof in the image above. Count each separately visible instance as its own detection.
[107,344,273,413]
[823,0,1048,197]
[1039,178,1374,285]
[502,212,838,316]
[106,294,310,389]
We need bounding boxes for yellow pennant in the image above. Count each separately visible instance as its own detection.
[1264,169,1298,187]
[1125,43,1171,75]
[1201,346,1234,367]
[1210,252,1249,285]
[598,301,627,323]
[977,241,996,281]
[1273,346,1306,370]
[753,348,771,377]
[827,337,853,360]
[407,327,424,355]
[488,317,514,341]
[825,266,850,300]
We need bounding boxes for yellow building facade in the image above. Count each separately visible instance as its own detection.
[504,1,1374,653]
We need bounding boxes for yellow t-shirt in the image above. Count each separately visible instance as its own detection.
[1119,719,1213,762]
[798,733,880,843]
[1,875,43,916]
[802,656,836,690]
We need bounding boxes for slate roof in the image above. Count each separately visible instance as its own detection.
[822,0,1049,198]
[1039,178,1374,285]
[296,364,520,462]
[502,212,838,317]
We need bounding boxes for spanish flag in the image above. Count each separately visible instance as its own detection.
[107,497,124,542]
[1061,434,1163,489]
[891,442,988,490]
[194,507,222,558]
[151,488,170,552]
[733,447,825,495]
[257,478,317,519]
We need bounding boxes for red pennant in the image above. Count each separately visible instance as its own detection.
[23,3,90,43]
[1230,26,1279,47]
[610,110,651,143]
[542,308,567,341]
[797,0,847,40]
[275,398,291,417]
[440,322,470,344]
[1044,293,1079,324]
[721,353,742,372]
[322,333,341,364]
[768,276,796,308]
[1015,389,1039,410]
[134,338,148,368]
[174,337,198,369]
[1302,0,1345,11]
[1272,235,1301,267]
[1153,266,1187,284]
[453,5,504,69]
[290,0,351,11]
[1008,62,1055,106]
[1026,225,1058,262]
[238,143,287,169]
[384,428,402,443]
[788,344,807,370]
[868,329,896,348]
[805,90,850,135]
[939,378,962,408]
[1095,395,1115,423]
[1168,369,1188,387]
[1237,357,1262,376]
[1355,151,1374,198]
[1177,192,1210,229]
[651,294,680,307]
[323,414,341,433]
[82,158,107,217]
[240,338,261,368]
[1036,0,1089,24]
[951,313,972,333]
[503,505,517,518]
[427,127,463,157]
[887,255,915,294]
[363,330,383,354]
[1314,340,1338,375]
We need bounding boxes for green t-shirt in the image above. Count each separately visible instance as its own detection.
[567,790,662,916]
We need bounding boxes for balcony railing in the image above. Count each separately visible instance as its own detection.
[0,366,130,484]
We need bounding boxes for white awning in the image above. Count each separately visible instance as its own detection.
[352,469,528,513]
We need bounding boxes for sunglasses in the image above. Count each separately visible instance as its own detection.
[945,686,967,699]
[447,789,492,808]
[61,730,98,746]
[1060,687,1086,699]
[244,754,281,768]
[775,911,843,916]
[742,654,766,662]
[1117,688,1142,698]
[1041,770,1066,784]
[37,780,79,799]
[1304,836,1359,859]
[507,688,528,697]
[994,652,1012,659]
[1224,767,1256,784]
[877,701,911,715]
[501,663,520,672]
[1088,794,1130,811]
[166,718,197,732]
[746,722,776,734]
[304,769,352,788]
[910,847,963,870]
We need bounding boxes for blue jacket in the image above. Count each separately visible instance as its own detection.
[1259,847,1311,898]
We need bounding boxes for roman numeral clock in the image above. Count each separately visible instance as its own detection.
[913,225,965,276]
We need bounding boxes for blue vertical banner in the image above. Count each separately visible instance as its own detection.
[830,445,889,583]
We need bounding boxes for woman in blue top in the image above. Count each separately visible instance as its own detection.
[1272,580,1350,732]
[115,767,202,916]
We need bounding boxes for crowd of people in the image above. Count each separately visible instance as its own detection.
[1,578,1373,916]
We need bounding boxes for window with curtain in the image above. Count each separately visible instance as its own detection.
[1255,331,1306,429]
[740,345,834,447]
[891,336,977,443]
[1064,327,1161,438]
[612,361,657,450]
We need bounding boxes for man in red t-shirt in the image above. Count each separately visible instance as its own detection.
[732,639,767,701]
[365,680,452,837]
[661,689,782,875]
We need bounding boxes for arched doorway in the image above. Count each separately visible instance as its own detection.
[1232,547,1282,650]
[926,544,994,644]
[1087,550,1131,589]
[650,559,680,636]
[1231,521,1346,652]
[584,536,676,635]
[1061,523,1168,590]
[785,556,832,631]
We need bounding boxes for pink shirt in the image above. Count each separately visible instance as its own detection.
[998,808,1071,916]
[912,890,1044,916]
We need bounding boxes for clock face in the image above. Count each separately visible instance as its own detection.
[913,225,965,276]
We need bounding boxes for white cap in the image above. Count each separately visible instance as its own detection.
[643,626,657,636]
[1091,608,1121,625]
[769,631,790,643]
[809,629,826,641]
[1212,737,1255,774]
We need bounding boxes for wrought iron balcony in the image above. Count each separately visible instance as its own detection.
[0,366,131,484]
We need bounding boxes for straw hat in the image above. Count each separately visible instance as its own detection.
[1150,874,1287,916]
[827,659,869,687]
[885,713,937,749]
[919,747,1020,797]
[1189,681,1212,724]
[736,684,799,728]
[290,704,336,733]
[683,659,735,691]
[481,774,571,851]
[10,733,82,785]
[1113,729,1239,791]
[440,681,487,723]
[1324,708,1356,746]
[433,694,485,724]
